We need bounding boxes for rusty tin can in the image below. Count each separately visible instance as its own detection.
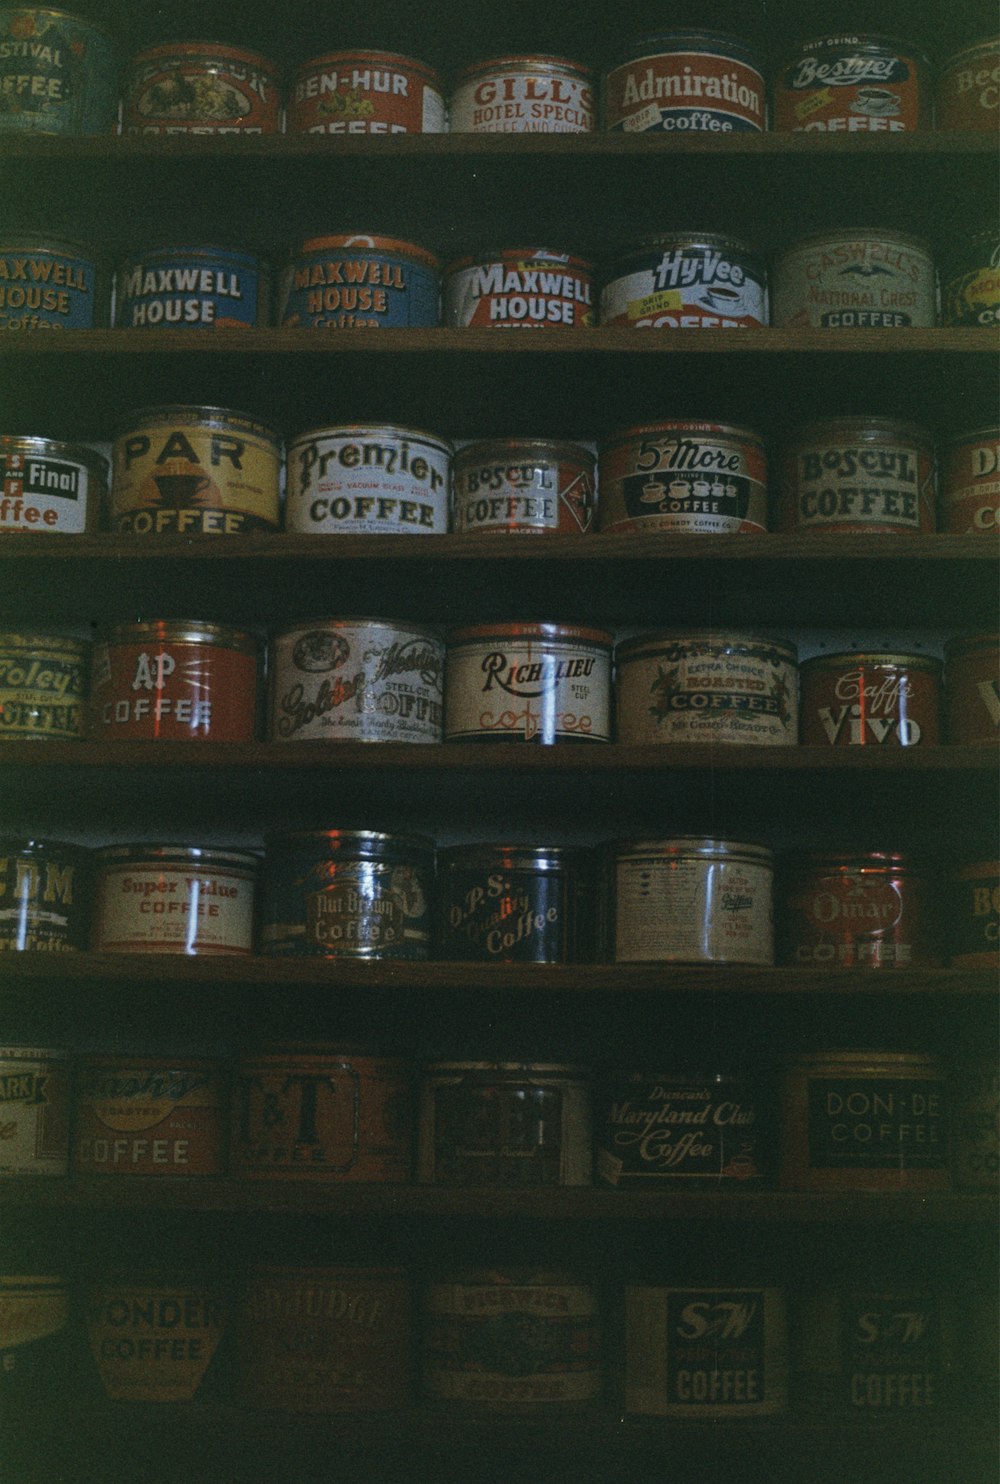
[948,860,999,967]
[444,248,594,328]
[941,230,1000,327]
[773,34,930,133]
[0,6,119,136]
[796,1289,955,1414]
[608,837,774,965]
[285,424,451,535]
[111,405,281,535]
[279,233,440,329]
[0,1276,68,1391]
[288,49,445,135]
[799,650,941,746]
[114,244,269,329]
[0,1047,69,1175]
[436,844,592,962]
[422,1269,600,1406]
[0,838,88,951]
[626,1285,787,1415]
[451,438,595,535]
[122,41,280,134]
[90,621,259,741]
[778,852,941,969]
[450,55,594,133]
[236,1266,412,1411]
[0,631,86,740]
[417,1062,592,1185]
[600,234,767,328]
[603,31,765,133]
[260,828,433,960]
[772,229,936,328]
[0,435,105,533]
[616,631,798,746]
[950,1056,999,1189]
[944,633,999,743]
[87,1282,226,1400]
[92,844,258,955]
[938,428,1000,532]
[779,1050,950,1190]
[599,420,767,534]
[936,39,1000,132]
[777,418,936,534]
[268,617,444,743]
[594,1068,766,1185]
[0,234,105,330]
[74,1056,224,1176]
[230,1046,412,1181]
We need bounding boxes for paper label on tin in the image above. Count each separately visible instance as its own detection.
[0,644,86,740]
[604,51,765,133]
[279,243,440,329]
[0,846,84,951]
[123,52,279,134]
[596,1076,761,1182]
[444,254,594,328]
[600,248,766,329]
[0,11,119,135]
[0,449,92,532]
[787,438,932,531]
[286,428,449,534]
[425,1080,590,1184]
[111,418,280,534]
[87,1289,224,1400]
[74,1063,222,1173]
[773,238,936,329]
[615,855,773,964]
[0,1282,67,1357]
[445,637,610,743]
[0,1053,69,1175]
[806,1078,947,1170]
[115,252,263,329]
[617,640,796,745]
[938,48,1000,130]
[842,1296,940,1409]
[92,640,257,740]
[95,864,255,954]
[775,46,922,132]
[453,449,594,534]
[602,425,766,534]
[940,433,1000,532]
[0,246,97,330]
[449,70,594,133]
[289,58,445,135]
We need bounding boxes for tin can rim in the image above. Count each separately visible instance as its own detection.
[606,30,763,71]
[600,420,763,449]
[77,1054,219,1068]
[776,227,933,256]
[0,1045,67,1060]
[785,415,932,444]
[604,232,757,261]
[615,631,797,661]
[264,828,435,852]
[777,32,931,67]
[127,41,280,73]
[446,622,612,645]
[944,632,999,653]
[116,245,264,267]
[0,435,109,472]
[445,248,593,274]
[453,55,592,81]
[453,437,595,465]
[801,650,942,670]
[99,620,259,653]
[611,837,774,861]
[246,1264,409,1279]
[939,36,1000,68]
[0,234,99,259]
[437,844,586,868]
[0,632,88,651]
[783,1049,943,1067]
[0,837,88,854]
[941,426,1000,448]
[1,6,116,42]
[781,850,918,870]
[235,1044,401,1061]
[112,405,280,443]
[292,48,442,84]
[96,845,261,865]
[273,617,442,641]
[424,1061,588,1076]
[287,422,452,452]
[293,234,441,271]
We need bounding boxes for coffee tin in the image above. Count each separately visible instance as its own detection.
[599,421,767,534]
[268,618,444,743]
[603,31,765,133]
[444,622,612,744]
[948,860,999,967]
[285,424,451,535]
[451,439,595,535]
[778,853,940,969]
[950,1057,998,1189]
[0,235,104,330]
[422,1269,600,1405]
[615,632,798,746]
[595,1069,765,1185]
[436,844,592,962]
[938,428,1000,532]
[796,1289,954,1413]
[87,1284,225,1400]
[418,1063,592,1185]
[90,621,259,741]
[600,235,767,329]
[279,234,440,330]
[799,651,942,746]
[288,49,445,134]
[944,633,999,744]
[773,34,930,133]
[0,1276,68,1390]
[260,829,433,960]
[230,1047,412,1180]
[941,231,1000,327]
[771,229,937,329]
[111,404,280,535]
[779,1050,949,1190]
[236,1266,411,1412]
[0,631,86,739]
[627,1286,786,1416]
[0,435,105,533]
[0,7,118,135]
[92,844,258,955]
[122,41,280,134]
[114,245,269,329]
[443,248,594,328]
[450,56,594,133]
[0,838,88,950]
[74,1057,223,1176]
[0,1047,69,1174]
[608,837,774,965]
[777,418,936,534]
[936,39,1000,132]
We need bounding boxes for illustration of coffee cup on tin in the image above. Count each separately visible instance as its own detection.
[641,477,668,504]
[852,88,899,117]
[142,458,216,509]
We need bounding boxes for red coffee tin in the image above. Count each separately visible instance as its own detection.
[944,633,999,743]
[603,31,765,133]
[936,39,1000,132]
[90,621,258,741]
[87,1283,226,1400]
[288,50,445,135]
[778,853,941,969]
[92,845,258,955]
[444,249,594,328]
[799,651,941,746]
[777,418,936,534]
[451,439,595,535]
[450,56,594,133]
[948,861,999,967]
[230,1047,412,1180]
[773,34,930,133]
[599,421,767,534]
[74,1057,224,1176]
[122,41,280,135]
[938,428,1000,532]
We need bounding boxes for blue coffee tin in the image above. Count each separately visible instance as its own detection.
[0,6,118,135]
[278,233,441,329]
[114,245,270,329]
[0,235,105,329]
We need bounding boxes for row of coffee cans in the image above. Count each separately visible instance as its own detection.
[4,20,995,138]
[5,229,997,331]
[2,1267,988,1419]
[4,623,996,749]
[5,416,998,537]
[2,836,996,968]
[2,1045,995,1192]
